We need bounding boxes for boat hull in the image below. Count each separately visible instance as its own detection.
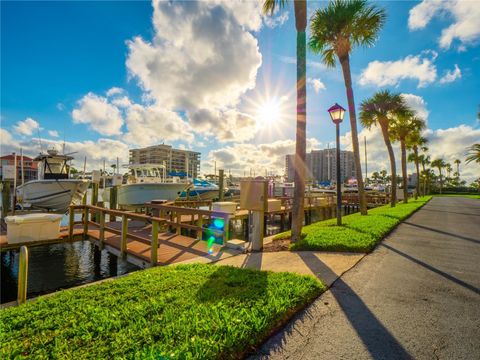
[117,183,188,208]
[179,189,220,201]
[16,179,89,212]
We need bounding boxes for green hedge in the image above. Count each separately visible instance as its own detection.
[1,264,324,359]
[274,196,432,252]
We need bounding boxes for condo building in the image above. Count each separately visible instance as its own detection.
[285,148,356,184]
[129,144,201,178]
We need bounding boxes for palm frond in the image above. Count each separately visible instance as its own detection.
[262,0,288,16]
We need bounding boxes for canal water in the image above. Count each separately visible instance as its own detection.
[1,241,139,304]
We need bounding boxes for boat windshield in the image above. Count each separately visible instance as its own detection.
[43,158,68,180]
[134,167,163,178]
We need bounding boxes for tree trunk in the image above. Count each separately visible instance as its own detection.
[291,0,307,242]
[421,162,426,196]
[414,148,420,199]
[401,139,408,203]
[438,168,443,194]
[379,121,397,207]
[339,54,367,215]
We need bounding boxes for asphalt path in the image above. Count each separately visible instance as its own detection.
[252,196,480,360]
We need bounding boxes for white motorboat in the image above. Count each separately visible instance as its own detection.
[179,179,220,201]
[16,150,89,212]
[108,164,189,209]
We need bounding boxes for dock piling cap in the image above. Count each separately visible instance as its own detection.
[5,213,63,224]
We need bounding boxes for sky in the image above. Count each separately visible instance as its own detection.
[1,0,479,182]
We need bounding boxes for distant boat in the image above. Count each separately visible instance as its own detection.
[16,149,89,212]
[104,164,189,209]
[179,179,220,201]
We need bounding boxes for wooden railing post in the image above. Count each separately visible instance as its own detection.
[17,246,28,305]
[197,215,204,240]
[120,214,128,258]
[176,211,181,235]
[68,206,75,240]
[99,210,105,250]
[150,220,159,266]
[83,206,89,239]
[222,215,229,244]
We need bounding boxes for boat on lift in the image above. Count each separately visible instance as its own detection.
[107,164,190,209]
[16,149,89,212]
[179,178,220,201]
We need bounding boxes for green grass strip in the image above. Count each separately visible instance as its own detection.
[274,196,432,253]
[0,264,324,359]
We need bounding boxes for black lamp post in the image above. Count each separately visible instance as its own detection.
[327,103,346,226]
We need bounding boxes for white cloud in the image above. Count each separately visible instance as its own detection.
[205,138,321,175]
[72,92,124,136]
[56,103,65,111]
[439,64,461,84]
[359,53,437,88]
[48,130,59,138]
[401,93,429,120]
[307,78,326,93]
[106,87,124,97]
[409,0,480,50]
[111,96,132,108]
[126,1,262,116]
[123,103,194,146]
[13,118,41,136]
[263,11,289,28]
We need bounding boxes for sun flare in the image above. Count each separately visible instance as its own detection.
[256,99,281,128]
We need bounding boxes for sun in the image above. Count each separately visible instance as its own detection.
[256,99,281,128]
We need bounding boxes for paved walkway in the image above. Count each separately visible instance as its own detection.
[252,196,480,359]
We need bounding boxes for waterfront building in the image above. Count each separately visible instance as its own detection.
[129,144,201,178]
[285,148,356,184]
[0,153,38,183]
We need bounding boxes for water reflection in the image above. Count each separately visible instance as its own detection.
[1,241,139,304]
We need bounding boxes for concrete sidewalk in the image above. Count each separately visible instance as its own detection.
[251,196,480,359]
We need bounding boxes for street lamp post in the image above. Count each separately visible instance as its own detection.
[327,103,346,226]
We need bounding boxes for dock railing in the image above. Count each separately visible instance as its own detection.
[69,203,230,265]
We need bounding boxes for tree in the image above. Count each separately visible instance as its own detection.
[418,153,430,195]
[360,90,406,206]
[263,0,307,241]
[431,158,447,194]
[406,132,427,199]
[454,158,461,179]
[465,144,480,164]
[390,111,425,203]
[309,0,386,215]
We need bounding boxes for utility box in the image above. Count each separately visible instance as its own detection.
[240,180,268,211]
[212,201,237,214]
[91,170,101,184]
[112,174,123,186]
[5,213,63,243]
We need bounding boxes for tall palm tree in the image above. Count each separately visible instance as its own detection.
[406,132,427,199]
[431,158,447,194]
[263,0,307,241]
[454,159,461,178]
[360,90,406,206]
[465,144,480,164]
[309,0,386,215]
[390,111,425,203]
[418,154,430,196]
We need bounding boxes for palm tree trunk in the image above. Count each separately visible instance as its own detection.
[339,54,367,215]
[291,0,307,242]
[438,168,443,194]
[421,162,426,196]
[414,148,420,199]
[379,121,397,207]
[401,139,408,203]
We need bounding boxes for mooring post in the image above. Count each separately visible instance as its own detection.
[110,186,117,222]
[91,183,99,222]
[197,215,204,240]
[1,180,10,220]
[17,246,28,305]
[83,206,89,239]
[222,215,230,244]
[150,220,159,265]
[218,169,225,201]
[99,210,105,249]
[120,214,127,258]
[176,211,181,235]
[68,206,75,240]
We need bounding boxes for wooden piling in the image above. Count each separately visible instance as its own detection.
[110,186,118,222]
[218,169,225,201]
[1,180,10,219]
[197,215,204,240]
[68,206,75,240]
[91,183,99,222]
[17,246,28,305]
[150,220,159,265]
[99,210,105,249]
[83,207,89,239]
[120,214,128,258]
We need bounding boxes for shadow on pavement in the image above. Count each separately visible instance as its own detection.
[403,221,480,245]
[381,243,480,295]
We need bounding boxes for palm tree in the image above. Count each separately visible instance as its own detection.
[418,154,430,195]
[454,158,461,178]
[263,0,307,241]
[465,144,480,164]
[431,158,447,194]
[309,0,386,215]
[360,90,406,206]
[406,132,427,199]
[390,111,425,203]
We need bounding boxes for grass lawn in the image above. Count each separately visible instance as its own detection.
[274,196,432,253]
[0,264,324,359]
[433,193,480,199]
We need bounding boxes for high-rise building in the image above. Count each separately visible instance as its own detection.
[285,148,355,184]
[129,144,201,178]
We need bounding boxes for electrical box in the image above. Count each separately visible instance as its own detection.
[112,174,123,186]
[91,170,101,184]
[240,180,268,211]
